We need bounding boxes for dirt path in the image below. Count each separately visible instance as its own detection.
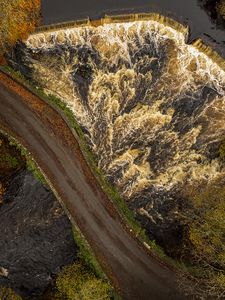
[0,72,185,300]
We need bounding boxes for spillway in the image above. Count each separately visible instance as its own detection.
[11,17,225,248]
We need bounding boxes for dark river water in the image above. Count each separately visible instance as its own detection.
[42,0,225,51]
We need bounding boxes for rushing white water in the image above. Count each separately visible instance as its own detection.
[13,20,225,236]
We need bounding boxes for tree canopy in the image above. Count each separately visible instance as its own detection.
[217,0,225,19]
[183,181,225,298]
[0,0,40,56]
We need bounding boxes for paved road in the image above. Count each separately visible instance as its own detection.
[0,72,185,300]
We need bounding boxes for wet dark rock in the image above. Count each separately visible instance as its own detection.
[0,170,77,298]
[129,187,186,257]
[130,32,167,81]
[148,137,178,174]
[7,42,34,80]
[167,86,219,135]
[71,45,101,103]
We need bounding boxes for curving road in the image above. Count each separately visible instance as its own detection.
[0,72,185,300]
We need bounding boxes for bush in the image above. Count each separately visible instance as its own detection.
[188,184,225,268]
[217,0,225,19]
[0,153,18,169]
[55,261,111,300]
[181,181,225,298]
[0,287,22,300]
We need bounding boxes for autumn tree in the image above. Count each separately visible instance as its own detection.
[188,184,225,269]
[0,0,41,60]
[182,181,225,298]
[217,0,225,19]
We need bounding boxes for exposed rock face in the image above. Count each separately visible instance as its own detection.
[0,170,77,298]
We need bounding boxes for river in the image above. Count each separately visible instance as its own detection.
[42,0,225,54]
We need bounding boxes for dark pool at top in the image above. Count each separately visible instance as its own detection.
[42,0,225,52]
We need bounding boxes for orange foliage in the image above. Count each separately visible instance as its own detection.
[0,0,41,55]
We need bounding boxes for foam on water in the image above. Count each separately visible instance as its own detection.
[13,19,225,232]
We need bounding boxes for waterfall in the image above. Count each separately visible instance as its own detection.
[14,18,225,244]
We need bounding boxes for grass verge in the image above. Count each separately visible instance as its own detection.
[72,226,105,279]
[72,226,119,299]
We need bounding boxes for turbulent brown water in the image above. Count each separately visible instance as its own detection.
[11,19,225,250]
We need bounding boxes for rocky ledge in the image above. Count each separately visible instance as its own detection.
[0,170,77,298]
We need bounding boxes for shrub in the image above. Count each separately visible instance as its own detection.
[188,184,225,268]
[0,287,22,300]
[0,154,18,169]
[217,0,225,19]
[181,181,225,297]
[55,261,111,300]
